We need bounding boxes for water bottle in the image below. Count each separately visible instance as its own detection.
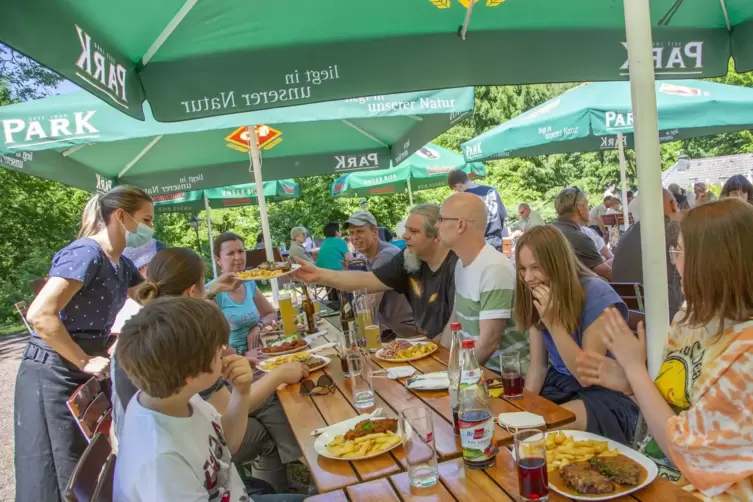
[447,322,463,435]
[458,339,497,469]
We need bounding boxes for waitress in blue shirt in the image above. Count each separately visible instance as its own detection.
[15,186,153,502]
[210,232,279,354]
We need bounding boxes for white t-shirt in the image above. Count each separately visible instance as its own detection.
[111,298,142,334]
[581,226,606,252]
[627,196,640,223]
[114,393,249,502]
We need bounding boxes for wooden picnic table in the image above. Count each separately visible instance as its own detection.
[305,448,696,502]
[276,311,577,494]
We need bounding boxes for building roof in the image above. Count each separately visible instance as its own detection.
[662,153,753,188]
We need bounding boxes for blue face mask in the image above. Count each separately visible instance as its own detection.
[122,213,154,248]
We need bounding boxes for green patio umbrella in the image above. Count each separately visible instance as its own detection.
[330,143,485,204]
[0,87,472,300]
[1,1,751,122]
[462,79,753,231]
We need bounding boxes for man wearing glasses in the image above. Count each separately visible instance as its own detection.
[436,192,523,372]
[552,187,613,281]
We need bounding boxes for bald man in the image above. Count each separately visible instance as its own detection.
[437,193,525,372]
[612,189,684,319]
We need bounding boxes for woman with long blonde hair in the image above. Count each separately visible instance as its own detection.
[515,225,638,444]
[579,198,753,499]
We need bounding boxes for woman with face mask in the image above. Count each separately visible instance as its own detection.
[114,247,307,493]
[14,186,153,501]
[514,225,639,445]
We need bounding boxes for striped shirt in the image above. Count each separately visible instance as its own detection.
[454,244,527,372]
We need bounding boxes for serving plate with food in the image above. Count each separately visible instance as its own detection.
[259,336,309,356]
[236,262,301,281]
[533,431,657,500]
[314,417,402,461]
[375,340,438,362]
[258,352,330,373]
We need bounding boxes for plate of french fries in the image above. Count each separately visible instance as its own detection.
[538,431,658,500]
[314,419,402,461]
[236,263,300,281]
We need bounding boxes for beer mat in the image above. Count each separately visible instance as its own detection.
[497,412,545,432]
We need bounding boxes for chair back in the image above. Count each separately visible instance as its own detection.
[67,378,112,441]
[91,454,116,502]
[245,248,283,269]
[14,301,34,336]
[608,282,645,312]
[65,432,111,502]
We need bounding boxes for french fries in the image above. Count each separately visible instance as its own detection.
[326,431,401,458]
[544,432,619,472]
[237,268,282,279]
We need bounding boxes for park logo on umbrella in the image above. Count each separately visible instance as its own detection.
[281,182,296,194]
[429,0,506,9]
[225,125,283,153]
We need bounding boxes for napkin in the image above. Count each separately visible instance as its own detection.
[497,412,545,432]
[406,371,449,390]
[381,366,417,379]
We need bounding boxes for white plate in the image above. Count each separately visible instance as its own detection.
[514,430,658,501]
[258,354,330,373]
[314,418,402,461]
[375,341,438,362]
[237,263,301,281]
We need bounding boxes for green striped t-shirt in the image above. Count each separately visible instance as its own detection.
[454,244,528,372]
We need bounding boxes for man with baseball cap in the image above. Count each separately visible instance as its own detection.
[344,211,417,337]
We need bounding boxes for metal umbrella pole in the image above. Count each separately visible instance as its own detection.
[623,0,670,378]
[407,178,415,206]
[204,193,217,279]
[247,126,280,304]
[617,132,631,229]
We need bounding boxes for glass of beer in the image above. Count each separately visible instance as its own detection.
[278,294,297,336]
[364,324,381,353]
[354,290,376,341]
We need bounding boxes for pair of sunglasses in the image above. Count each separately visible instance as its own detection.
[299,375,335,396]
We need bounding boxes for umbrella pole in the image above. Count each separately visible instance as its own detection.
[407,178,414,206]
[617,133,630,228]
[247,125,279,305]
[204,193,217,279]
[623,0,670,378]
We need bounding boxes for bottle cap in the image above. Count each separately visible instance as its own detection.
[461,339,475,349]
[450,322,462,331]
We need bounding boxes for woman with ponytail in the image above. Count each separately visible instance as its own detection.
[15,185,153,501]
[113,248,306,493]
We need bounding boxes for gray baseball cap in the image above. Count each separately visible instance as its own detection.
[346,211,377,227]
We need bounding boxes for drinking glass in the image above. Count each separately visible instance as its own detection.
[400,407,439,488]
[364,324,381,353]
[346,351,374,410]
[338,330,360,378]
[500,351,524,400]
[283,283,300,309]
[354,290,377,346]
[514,430,549,501]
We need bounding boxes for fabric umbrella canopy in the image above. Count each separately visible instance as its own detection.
[461,79,753,228]
[1,1,751,122]
[152,180,300,214]
[0,87,473,194]
[330,143,485,204]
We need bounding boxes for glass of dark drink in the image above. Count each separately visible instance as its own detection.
[514,430,549,501]
[499,352,524,400]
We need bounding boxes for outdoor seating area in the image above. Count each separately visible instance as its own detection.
[2,2,753,501]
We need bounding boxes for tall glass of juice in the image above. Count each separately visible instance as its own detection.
[514,430,549,501]
[279,294,297,336]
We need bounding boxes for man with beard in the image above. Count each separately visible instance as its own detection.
[292,204,457,341]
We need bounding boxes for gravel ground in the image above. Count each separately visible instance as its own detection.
[0,334,26,502]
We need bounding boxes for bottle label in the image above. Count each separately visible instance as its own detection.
[460,369,481,386]
[458,414,496,462]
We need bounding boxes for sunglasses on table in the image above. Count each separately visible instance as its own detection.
[299,375,336,396]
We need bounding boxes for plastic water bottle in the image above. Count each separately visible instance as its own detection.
[458,339,497,469]
[447,322,463,435]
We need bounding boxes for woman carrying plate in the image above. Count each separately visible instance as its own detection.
[211,232,279,355]
[113,247,307,493]
[514,225,639,445]
[578,199,753,500]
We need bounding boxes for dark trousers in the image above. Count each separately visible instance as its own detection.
[14,337,111,502]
